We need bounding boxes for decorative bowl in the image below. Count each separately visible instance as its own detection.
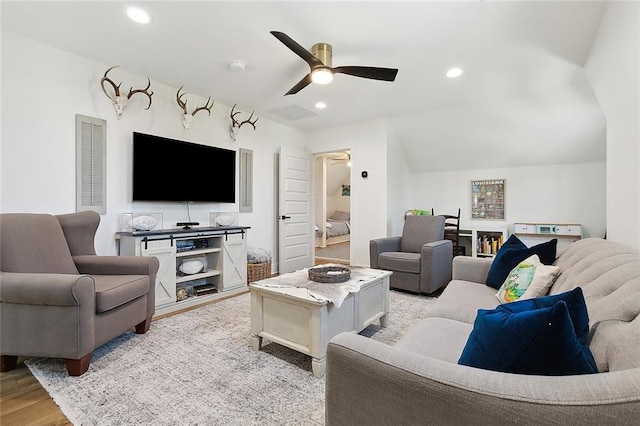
[308,266,351,283]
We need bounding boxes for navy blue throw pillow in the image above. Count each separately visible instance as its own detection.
[458,298,597,376]
[496,287,590,345]
[485,235,558,289]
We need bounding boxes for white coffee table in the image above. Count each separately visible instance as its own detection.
[250,267,392,378]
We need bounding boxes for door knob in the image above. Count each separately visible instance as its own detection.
[280,215,291,220]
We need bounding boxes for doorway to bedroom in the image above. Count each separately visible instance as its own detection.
[313,150,351,265]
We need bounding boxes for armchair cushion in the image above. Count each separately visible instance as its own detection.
[0,213,78,274]
[378,252,420,274]
[93,275,150,314]
[400,215,445,253]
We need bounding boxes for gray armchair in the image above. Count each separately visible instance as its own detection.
[0,211,159,376]
[370,215,452,294]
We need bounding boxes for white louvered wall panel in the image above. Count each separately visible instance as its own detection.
[76,114,106,213]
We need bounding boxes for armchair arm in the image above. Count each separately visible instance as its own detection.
[73,255,159,277]
[0,271,94,306]
[326,333,640,426]
[369,237,401,268]
[452,256,493,283]
[419,240,452,293]
[0,272,95,359]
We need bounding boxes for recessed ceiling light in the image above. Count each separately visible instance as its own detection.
[446,67,463,78]
[126,7,152,24]
[315,102,327,109]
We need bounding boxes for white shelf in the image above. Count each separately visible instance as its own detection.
[176,247,221,257]
[176,269,221,284]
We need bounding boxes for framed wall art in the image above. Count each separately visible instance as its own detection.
[471,179,505,220]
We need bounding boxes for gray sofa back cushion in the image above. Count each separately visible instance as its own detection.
[400,215,445,253]
[551,238,640,372]
[0,213,79,274]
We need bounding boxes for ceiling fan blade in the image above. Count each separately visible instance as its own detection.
[270,31,322,68]
[285,73,313,96]
[333,66,399,82]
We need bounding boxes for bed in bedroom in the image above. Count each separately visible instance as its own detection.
[315,210,350,247]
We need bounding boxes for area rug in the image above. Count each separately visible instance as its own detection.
[26,290,435,425]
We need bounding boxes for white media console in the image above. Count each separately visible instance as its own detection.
[117,226,249,317]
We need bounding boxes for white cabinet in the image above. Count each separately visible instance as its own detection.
[222,232,248,291]
[513,223,581,250]
[118,226,249,317]
[141,242,176,308]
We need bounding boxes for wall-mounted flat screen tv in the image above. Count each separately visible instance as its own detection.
[132,132,236,203]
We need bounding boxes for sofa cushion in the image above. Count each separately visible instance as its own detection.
[485,235,557,289]
[495,254,560,303]
[458,296,598,376]
[93,275,150,313]
[425,280,499,324]
[395,317,472,363]
[378,252,420,274]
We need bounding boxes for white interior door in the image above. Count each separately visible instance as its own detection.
[278,146,313,273]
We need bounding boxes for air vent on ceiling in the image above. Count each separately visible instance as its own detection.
[266,104,317,121]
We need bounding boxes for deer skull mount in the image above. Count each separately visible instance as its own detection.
[100,66,153,119]
[176,86,214,130]
[229,104,259,141]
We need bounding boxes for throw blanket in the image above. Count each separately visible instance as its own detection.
[253,266,386,308]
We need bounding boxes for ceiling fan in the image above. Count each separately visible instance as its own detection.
[270,31,399,95]
[329,152,351,167]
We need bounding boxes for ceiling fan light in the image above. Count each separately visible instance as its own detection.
[311,68,333,85]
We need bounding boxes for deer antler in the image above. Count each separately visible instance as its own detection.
[230,104,259,129]
[127,77,153,110]
[177,86,214,116]
[177,86,189,114]
[192,97,214,117]
[100,65,153,117]
[177,86,214,129]
[100,66,122,101]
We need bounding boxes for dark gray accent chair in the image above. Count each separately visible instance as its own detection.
[370,215,453,294]
[0,211,159,376]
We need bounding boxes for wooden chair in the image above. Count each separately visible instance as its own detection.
[440,208,465,256]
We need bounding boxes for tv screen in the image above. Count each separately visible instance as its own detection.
[132,132,236,203]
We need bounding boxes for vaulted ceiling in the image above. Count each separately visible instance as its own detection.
[2,1,607,172]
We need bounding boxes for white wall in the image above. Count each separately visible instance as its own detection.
[306,119,389,267]
[410,162,606,239]
[1,32,306,259]
[386,123,412,237]
[585,1,640,250]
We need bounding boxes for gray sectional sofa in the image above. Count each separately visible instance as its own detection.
[326,238,640,425]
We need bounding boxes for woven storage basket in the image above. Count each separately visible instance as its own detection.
[247,261,271,283]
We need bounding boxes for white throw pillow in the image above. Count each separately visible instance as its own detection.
[519,255,561,300]
[496,254,560,303]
